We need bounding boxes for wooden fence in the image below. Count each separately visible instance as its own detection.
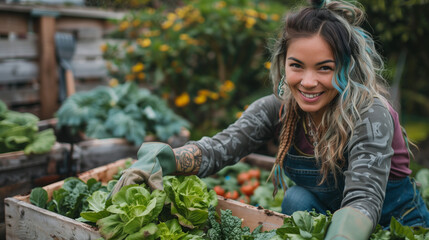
[0,3,125,119]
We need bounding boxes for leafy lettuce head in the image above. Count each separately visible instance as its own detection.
[163,175,218,229]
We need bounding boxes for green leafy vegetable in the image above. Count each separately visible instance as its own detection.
[56,82,189,146]
[0,100,56,154]
[30,187,48,209]
[96,184,166,240]
[276,210,331,240]
[163,175,218,229]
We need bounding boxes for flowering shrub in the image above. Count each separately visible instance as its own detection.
[102,0,288,138]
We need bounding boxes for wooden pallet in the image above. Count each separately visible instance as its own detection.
[5,157,287,240]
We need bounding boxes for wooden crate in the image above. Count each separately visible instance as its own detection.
[5,157,286,240]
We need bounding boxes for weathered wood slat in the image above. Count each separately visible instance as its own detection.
[0,12,28,35]
[72,58,107,78]
[0,60,38,83]
[0,87,39,105]
[5,198,100,240]
[0,3,125,20]
[0,39,38,59]
[73,40,104,58]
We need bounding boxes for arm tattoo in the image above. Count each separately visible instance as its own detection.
[173,144,202,174]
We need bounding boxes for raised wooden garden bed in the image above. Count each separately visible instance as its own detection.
[4,157,286,240]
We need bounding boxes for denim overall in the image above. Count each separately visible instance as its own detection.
[281,146,429,228]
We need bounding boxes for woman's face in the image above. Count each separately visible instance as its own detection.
[285,35,338,124]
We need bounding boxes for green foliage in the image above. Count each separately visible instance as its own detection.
[275,210,332,239]
[163,175,218,229]
[56,82,189,145]
[358,0,429,119]
[102,0,289,138]
[0,100,56,154]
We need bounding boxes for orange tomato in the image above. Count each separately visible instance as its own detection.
[213,185,225,196]
[248,169,261,179]
[225,190,240,200]
[237,172,251,185]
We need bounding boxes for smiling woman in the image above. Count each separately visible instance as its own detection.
[110,0,429,239]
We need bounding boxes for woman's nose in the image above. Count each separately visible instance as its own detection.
[300,71,318,88]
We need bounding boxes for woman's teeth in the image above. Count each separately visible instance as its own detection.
[301,92,322,98]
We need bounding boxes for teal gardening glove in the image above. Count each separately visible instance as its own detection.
[324,207,373,240]
[110,142,177,196]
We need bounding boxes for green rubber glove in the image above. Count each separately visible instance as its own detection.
[110,142,176,196]
[325,207,373,240]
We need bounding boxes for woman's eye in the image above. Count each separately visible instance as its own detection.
[290,63,301,68]
[320,66,333,71]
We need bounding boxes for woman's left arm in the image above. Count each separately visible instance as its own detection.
[326,100,394,239]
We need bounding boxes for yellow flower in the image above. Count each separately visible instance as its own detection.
[167,12,177,21]
[138,38,151,48]
[198,89,211,96]
[119,21,130,31]
[245,9,258,18]
[209,92,219,100]
[194,95,207,105]
[132,19,141,27]
[215,1,226,9]
[271,13,280,21]
[137,72,145,80]
[100,43,107,52]
[159,44,170,52]
[259,13,268,20]
[245,17,257,28]
[173,23,183,31]
[264,61,271,70]
[109,78,119,87]
[175,93,190,107]
[222,80,235,92]
[235,111,243,119]
[162,20,174,29]
[180,34,189,41]
[132,62,144,73]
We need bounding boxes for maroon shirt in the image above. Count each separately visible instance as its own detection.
[294,103,411,179]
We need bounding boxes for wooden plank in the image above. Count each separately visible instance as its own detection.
[5,198,100,240]
[0,3,125,20]
[38,15,58,120]
[72,58,107,79]
[74,40,103,58]
[0,87,39,106]
[242,153,276,171]
[0,39,38,59]
[0,60,38,83]
[0,12,28,35]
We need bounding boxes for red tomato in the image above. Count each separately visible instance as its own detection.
[248,169,261,179]
[225,190,240,200]
[240,184,255,196]
[237,172,251,185]
[213,185,225,196]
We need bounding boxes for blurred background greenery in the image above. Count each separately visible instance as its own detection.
[91,0,428,158]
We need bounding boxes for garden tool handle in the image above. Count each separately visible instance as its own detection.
[65,69,76,96]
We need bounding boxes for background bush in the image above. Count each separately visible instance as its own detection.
[102,0,289,139]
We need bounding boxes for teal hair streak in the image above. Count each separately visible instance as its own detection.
[333,56,350,94]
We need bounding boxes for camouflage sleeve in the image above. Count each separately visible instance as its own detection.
[342,100,395,229]
[188,94,282,178]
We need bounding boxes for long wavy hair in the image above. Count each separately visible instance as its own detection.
[270,0,391,187]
